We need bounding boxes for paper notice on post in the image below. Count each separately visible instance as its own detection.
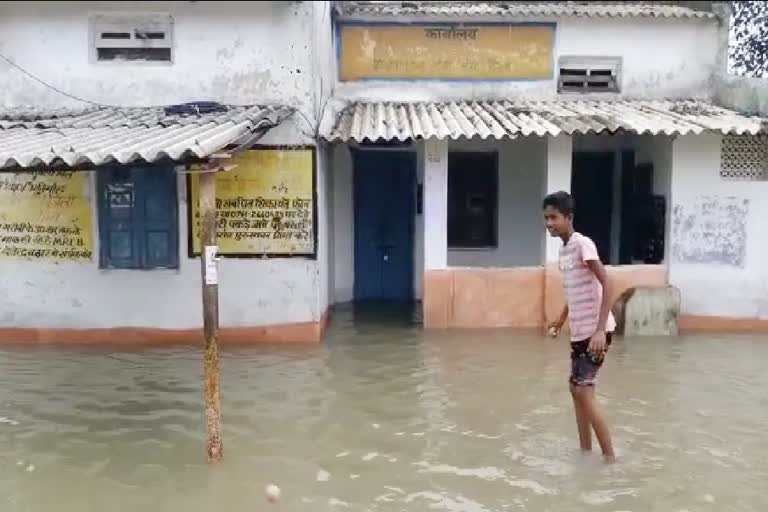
[204,245,219,285]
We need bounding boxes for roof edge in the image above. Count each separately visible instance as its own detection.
[333,1,719,21]
[0,104,297,172]
[321,98,768,142]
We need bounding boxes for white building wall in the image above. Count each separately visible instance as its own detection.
[668,134,768,319]
[557,17,718,99]
[333,16,719,102]
[0,1,333,330]
[0,174,321,329]
[0,1,318,136]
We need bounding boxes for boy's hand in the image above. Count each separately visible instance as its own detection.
[589,329,607,354]
[547,321,562,338]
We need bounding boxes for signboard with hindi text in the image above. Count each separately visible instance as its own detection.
[338,22,555,81]
[0,171,94,262]
[189,148,315,256]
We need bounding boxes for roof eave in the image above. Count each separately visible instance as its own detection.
[0,105,296,173]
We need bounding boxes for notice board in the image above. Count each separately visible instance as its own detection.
[189,148,315,257]
[0,171,93,262]
[338,22,555,81]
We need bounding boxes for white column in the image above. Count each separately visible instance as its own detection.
[544,135,573,263]
[424,138,448,270]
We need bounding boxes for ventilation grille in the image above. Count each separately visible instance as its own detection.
[558,56,621,93]
[91,14,174,63]
[720,135,768,181]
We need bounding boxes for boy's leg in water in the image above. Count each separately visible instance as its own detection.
[574,386,615,462]
[570,339,615,462]
[570,383,593,451]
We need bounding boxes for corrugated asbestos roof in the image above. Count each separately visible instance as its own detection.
[336,1,717,20]
[0,104,293,170]
[323,100,768,142]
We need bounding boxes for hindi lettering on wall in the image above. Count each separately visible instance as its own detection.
[189,148,315,256]
[339,22,555,81]
[0,171,94,261]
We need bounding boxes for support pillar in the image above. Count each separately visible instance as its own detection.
[422,138,449,327]
[543,135,573,325]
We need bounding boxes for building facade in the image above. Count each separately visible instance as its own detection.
[0,1,336,343]
[1,1,767,344]
[322,1,768,331]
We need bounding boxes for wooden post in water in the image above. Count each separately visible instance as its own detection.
[199,170,223,462]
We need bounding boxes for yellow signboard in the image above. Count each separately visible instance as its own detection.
[189,149,315,256]
[339,23,554,81]
[0,171,94,261]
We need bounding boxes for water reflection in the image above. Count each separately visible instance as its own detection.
[1,307,767,511]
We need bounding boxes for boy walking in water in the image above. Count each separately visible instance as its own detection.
[543,191,616,463]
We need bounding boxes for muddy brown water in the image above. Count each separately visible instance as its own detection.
[1,307,767,511]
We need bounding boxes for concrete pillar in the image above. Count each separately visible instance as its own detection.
[424,138,448,270]
[544,135,573,263]
[542,135,573,326]
[422,138,449,328]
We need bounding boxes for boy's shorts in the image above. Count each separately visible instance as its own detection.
[570,332,613,386]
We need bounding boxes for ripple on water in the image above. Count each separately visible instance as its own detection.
[509,452,575,478]
[579,488,637,505]
[404,491,492,512]
[413,461,506,481]
[413,461,559,496]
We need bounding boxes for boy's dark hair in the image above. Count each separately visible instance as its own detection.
[542,191,574,217]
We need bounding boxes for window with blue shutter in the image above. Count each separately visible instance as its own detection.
[97,166,179,269]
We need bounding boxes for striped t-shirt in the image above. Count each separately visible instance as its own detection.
[558,232,616,342]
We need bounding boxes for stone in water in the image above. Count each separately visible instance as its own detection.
[266,484,281,503]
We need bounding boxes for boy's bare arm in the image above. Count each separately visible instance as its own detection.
[586,259,612,348]
[548,304,569,336]
[556,304,569,327]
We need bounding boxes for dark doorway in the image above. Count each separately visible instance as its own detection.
[620,157,665,264]
[571,152,614,263]
[353,150,416,301]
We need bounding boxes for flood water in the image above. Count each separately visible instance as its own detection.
[2,306,768,512]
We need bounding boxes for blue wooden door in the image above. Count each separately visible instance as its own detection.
[354,151,415,301]
[142,169,179,269]
[97,166,178,270]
